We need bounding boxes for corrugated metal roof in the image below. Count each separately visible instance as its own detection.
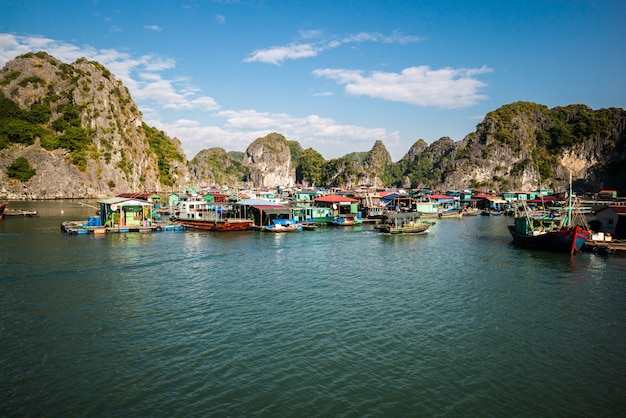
[314,195,358,203]
[99,197,130,204]
[252,205,289,210]
[237,198,280,206]
[98,197,152,206]
[425,194,455,200]
[252,206,291,213]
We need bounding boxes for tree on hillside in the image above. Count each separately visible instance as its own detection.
[7,157,36,181]
[296,148,326,186]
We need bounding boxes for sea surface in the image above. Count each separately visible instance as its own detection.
[1,200,626,417]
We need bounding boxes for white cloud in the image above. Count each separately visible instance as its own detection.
[340,31,421,45]
[0,33,218,112]
[1,33,399,160]
[144,25,162,32]
[215,14,225,24]
[299,29,323,39]
[244,43,319,65]
[148,109,396,160]
[313,65,493,108]
[244,30,421,64]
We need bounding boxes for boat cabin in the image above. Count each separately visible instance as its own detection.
[513,214,564,236]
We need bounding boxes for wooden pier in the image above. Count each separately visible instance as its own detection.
[582,240,626,255]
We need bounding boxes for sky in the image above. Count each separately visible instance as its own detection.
[1,0,625,161]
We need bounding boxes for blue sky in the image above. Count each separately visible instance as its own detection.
[1,0,624,161]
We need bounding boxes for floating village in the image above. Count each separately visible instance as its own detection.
[2,186,625,255]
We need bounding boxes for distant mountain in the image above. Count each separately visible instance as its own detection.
[1,52,625,199]
[240,103,626,193]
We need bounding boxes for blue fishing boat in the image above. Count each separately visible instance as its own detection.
[262,218,302,232]
[330,216,362,226]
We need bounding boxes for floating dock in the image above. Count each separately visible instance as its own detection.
[582,239,626,255]
[61,220,185,235]
[4,208,39,217]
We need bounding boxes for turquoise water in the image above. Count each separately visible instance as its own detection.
[1,200,626,416]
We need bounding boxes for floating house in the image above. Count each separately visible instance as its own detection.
[99,197,154,228]
[168,193,180,208]
[502,191,532,202]
[291,205,333,223]
[313,195,360,219]
[356,193,385,218]
[594,205,626,238]
[424,194,459,212]
[236,198,292,228]
[414,201,440,216]
[381,193,412,212]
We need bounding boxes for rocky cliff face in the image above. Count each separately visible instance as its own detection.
[242,133,296,187]
[0,52,189,199]
[440,103,626,192]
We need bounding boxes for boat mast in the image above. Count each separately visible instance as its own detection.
[567,171,573,226]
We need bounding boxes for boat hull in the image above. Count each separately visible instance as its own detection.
[330,217,362,226]
[0,203,6,220]
[421,210,463,219]
[378,224,432,234]
[262,224,301,232]
[176,218,253,231]
[508,225,591,254]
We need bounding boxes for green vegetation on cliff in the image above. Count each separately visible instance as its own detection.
[190,147,249,185]
[0,90,93,170]
[486,101,624,156]
[6,157,36,181]
[143,123,184,186]
[296,148,326,186]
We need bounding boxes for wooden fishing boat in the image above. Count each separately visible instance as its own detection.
[297,220,317,230]
[377,212,435,234]
[177,218,253,231]
[508,177,591,254]
[174,197,252,231]
[421,207,464,219]
[508,220,591,254]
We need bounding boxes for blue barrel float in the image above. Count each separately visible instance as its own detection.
[88,216,101,226]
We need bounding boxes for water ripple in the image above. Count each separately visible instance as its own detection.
[2,213,626,416]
